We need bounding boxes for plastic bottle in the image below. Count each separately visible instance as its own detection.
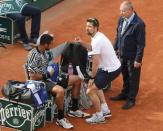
[87,55,92,76]
[68,63,73,75]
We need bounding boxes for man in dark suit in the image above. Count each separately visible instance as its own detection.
[110,1,145,109]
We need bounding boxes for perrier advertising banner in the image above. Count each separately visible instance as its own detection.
[0,98,45,131]
[0,0,28,15]
[0,16,20,44]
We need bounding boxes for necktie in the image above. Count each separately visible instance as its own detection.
[121,20,128,35]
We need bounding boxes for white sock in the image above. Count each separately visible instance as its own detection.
[96,111,103,117]
[101,103,110,113]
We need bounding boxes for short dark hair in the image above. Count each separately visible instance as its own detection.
[40,34,53,45]
[87,17,99,27]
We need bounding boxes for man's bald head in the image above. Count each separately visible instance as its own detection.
[121,1,133,11]
[120,1,134,19]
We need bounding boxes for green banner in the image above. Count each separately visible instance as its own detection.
[0,98,45,131]
[26,0,63,11]
[0,98,33,130]
[0,0,28,15]
[0,16,20,44]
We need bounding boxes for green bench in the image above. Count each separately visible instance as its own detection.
[26,0,63,11]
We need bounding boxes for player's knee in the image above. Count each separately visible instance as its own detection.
[52,85,64,97]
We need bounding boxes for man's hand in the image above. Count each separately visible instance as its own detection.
[74,36,92,50]
[74,36,82,43]
[134,61,142,68]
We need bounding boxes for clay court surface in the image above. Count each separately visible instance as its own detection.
[1,0,163,131]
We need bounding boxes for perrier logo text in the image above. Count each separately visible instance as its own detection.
[0,103,32,128]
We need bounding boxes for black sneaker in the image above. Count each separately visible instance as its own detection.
[110,94,127,101]
[122,101,135,109]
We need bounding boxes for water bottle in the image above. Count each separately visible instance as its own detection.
[87,55,92,76]
[68,63,73,75]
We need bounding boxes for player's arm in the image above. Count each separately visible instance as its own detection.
[74,36,92,50]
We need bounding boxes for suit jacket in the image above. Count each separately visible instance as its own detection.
[114,12,145,62]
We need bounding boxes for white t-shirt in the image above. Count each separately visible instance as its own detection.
[90,32,121,72]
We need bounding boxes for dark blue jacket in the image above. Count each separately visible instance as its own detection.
[114,13,145,62]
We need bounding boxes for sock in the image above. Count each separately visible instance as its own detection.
[57,109,64,120]
[101,103,110,113]
[96,111,103,117]
[71,98,79,111]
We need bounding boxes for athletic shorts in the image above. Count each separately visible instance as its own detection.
[44,80,56,93]
[44,73,69,93]
[94,67,121,90]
